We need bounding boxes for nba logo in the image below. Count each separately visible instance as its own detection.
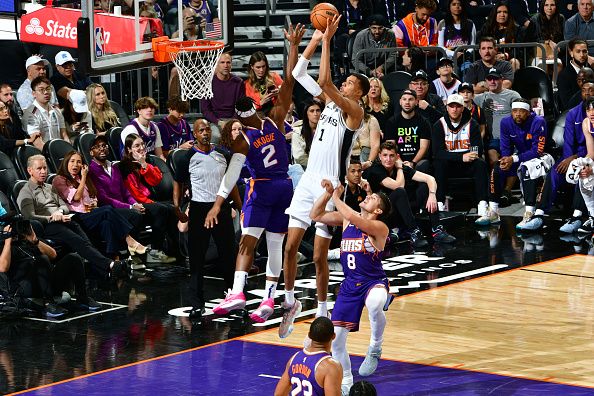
[95,27,105,58]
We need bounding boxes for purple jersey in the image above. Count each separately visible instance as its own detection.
[243,118,289,179]
[289,349,331,396]
[340,222,386,282]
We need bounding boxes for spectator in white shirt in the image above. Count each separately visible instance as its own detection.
[16,55,58,111]
[22,77,67,149]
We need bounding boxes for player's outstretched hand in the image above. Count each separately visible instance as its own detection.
[321,179,334,194]
[323,14,341,41]
[284,23,306,46]
[204,206,220,228]
[332,183,345,199]
[311,29,324,42]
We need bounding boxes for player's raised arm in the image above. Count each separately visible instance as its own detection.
[318,14,364,130]
[292,29,325,100]
[310,179,343,227]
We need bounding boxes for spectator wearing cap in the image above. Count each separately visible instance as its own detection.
[17,55,59,110]
[463,37,514,94]
[22,76,68,149]
[403,70,446,125]
[394,0,439,48]
[50,51,93,109]
[473,67,521,163]
[483,98,552,231]
[458,82,486,140]
[432,57,461,104]
[384,89,432,174]
[121,97,165,161]
[432,93,497,221]
[62,89,93,143]
[351,14,397,78]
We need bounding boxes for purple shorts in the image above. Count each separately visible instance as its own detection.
[241,178,293,233]
[332,277,389,332]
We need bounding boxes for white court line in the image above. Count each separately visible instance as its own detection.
[23,302,127,324]
[252,301,335,326]
[259,374,282,379]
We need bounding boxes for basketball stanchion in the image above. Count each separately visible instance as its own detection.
[152,37,225,101]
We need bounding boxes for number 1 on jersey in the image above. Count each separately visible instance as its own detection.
[318,128,325,141]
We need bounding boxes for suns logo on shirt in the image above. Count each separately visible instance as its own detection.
[341,238,364,252]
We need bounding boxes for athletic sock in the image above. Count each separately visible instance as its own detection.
[285,290,295,306]
[525,205,535,214]
[489,201,499,213]
[264,280,277,300]
[316,301,327,317]
[574,209,583,218]
[534,209,544,216]
[231,271,248,294]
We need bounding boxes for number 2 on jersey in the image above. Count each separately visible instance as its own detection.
[261,144,278,168]
[291,377,313,396]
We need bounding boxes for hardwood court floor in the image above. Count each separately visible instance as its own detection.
[244,254,594,389]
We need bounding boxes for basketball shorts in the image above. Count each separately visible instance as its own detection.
[241,178,293,233]
[331,277,389,332]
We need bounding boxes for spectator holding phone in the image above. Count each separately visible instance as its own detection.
[63,90,92,142]
[245,51,283,113]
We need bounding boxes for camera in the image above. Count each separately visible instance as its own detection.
[0,215,32,242]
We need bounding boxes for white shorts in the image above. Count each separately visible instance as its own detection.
[285,172,339,238]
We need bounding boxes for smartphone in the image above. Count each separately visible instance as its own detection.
[267,85,277,94]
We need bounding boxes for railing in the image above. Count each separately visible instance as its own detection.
[353,46,447,76]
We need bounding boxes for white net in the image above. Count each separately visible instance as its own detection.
[168,41,224,100]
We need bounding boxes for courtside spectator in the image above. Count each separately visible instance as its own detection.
[199,52,246,133]
[17,154,130,281]
[557,39,593,110]
[351,14,397,78]
[406,70,446,124]
[17,55,58,110]
[524,0,565,68]
[564,0,594,48]
[0,101,40,155]
[245,51,283,113]
[157,96,193,153]
[291,98,323,169]
[464,37,514,94]
[50,51,92,109]
[432,57,461,103]
[363,77,392,135]
[458,82,486,139]
[394,0,438,48]
[22,77,68,148]
[0,84,23,120]
[121,96,166,160]
[86,83,121,134]
[437,0,477,58]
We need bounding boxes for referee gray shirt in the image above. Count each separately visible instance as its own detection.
[173,145,229,202]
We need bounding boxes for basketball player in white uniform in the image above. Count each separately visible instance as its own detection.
[279,15,369,338]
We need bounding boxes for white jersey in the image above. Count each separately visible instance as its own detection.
[432,78,461,104]
[306,101,361,180]
[440,117,471,152]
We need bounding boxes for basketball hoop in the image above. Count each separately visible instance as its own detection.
[152,37,225,100]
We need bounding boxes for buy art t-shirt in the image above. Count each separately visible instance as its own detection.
[384,112,432,162]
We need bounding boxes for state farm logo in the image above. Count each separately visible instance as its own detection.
[25,18,44,35]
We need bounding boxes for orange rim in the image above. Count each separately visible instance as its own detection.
[165,40,225,54]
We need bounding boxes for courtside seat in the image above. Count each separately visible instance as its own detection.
[13,145,43,179]
[166,148,189,182]
[73,133,98,164]
[382,71,412,103]
[107,127,123,160]
[11,180,27,215]
[512,67,559,122]
[110,100,131,126]
[0,151,20,196]
[147,154,174,202]
[42,139,76,173]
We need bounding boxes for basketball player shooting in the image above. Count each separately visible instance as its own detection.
[310,180,391,395]
[280,13,370,339]
[203,23,306,323]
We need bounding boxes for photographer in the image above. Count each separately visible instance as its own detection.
[0,217,100,317]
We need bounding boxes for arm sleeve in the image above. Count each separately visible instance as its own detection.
[292,56,323,97]
[518,117,547,163]
[217,152,247,199]
[139,163,163,186]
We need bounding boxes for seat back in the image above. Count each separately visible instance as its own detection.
[147,154,174,202]
[42,139,76,173]
[0,190,15,217]
[0,151,20,195]
[75,133,98,164]
[11,180,27,215]
[109,100,131,126]
[166,148,189,182]
[512,66,559,120]
[108,127,123,160]
[382,71,412,103]
[12,145,43,179]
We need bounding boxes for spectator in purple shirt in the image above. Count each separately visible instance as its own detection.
[199,53,245,142]
[87,135,176,263]
[157,96,193,155]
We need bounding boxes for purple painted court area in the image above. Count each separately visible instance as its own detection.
[22,340,594,395]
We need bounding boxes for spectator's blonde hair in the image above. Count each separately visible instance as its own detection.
[27,154,46,168]
[363,77,390,112]
[86,83,120,132]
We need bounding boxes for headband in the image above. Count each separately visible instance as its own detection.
[236,105,256,118]
[511,102,531,111]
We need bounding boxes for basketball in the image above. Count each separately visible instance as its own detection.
[310,2,339,32]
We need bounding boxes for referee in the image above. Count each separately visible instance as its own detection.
[173,118,241,320]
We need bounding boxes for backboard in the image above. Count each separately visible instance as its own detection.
[77,0,231,75]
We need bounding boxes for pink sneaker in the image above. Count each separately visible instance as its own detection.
[212,290,246,315]
[249,298,274,323]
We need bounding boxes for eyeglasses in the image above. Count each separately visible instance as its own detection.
[485,76,501,81]
[59,62,75,69]
[93,144,109,149]
[35,87,52,94]
[410,81,428,87]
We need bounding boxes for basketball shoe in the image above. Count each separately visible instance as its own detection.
[249,298,274,323]
[358,346,382,376]
[279,299,302,338]
[212,290,246,315]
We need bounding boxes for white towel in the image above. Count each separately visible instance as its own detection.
[567,157,594,191]
[518,153,555,180]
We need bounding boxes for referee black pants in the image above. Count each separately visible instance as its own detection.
[188,201,236,308]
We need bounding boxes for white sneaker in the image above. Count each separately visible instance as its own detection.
[516,211,533,230]
[54,291,71,305]
[147,249,176,263]
[279,300,302,338]
[358,346,382,376]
